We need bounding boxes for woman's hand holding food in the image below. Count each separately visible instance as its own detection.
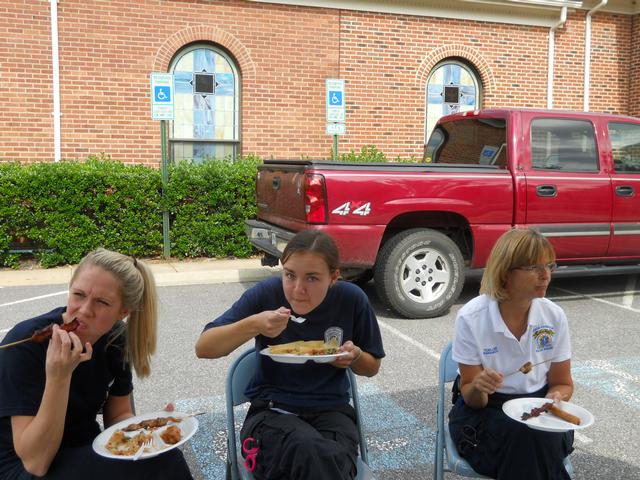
[45,324,92,381]
[332,341,361,369]
[472,367,503,395]
[255,307,291,338]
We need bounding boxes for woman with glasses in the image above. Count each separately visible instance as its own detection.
[448,228,574,480]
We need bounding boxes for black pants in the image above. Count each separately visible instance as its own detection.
[449,390,574,480]
[240,400,359,480]
[0,446,193,480]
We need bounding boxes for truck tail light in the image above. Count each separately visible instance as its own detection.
[304,174,327,224]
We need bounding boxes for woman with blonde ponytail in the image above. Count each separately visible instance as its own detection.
[0,249,193,480]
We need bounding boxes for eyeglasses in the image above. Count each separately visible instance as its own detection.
[513,262,557,274]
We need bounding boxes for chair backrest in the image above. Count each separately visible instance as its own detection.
[440,341,457,384]
[225,348,370,480]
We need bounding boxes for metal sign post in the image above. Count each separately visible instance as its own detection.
[326,79,346,161]
[150,73,174,258]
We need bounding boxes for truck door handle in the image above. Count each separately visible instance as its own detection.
[272,177,281,190]
[615,185,634,197]
[536,185,557,197]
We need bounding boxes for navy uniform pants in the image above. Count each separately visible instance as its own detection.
[449,387,574,480]
[1,446,193,480]
[240,400,358,480]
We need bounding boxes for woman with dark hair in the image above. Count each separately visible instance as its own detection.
[196,229,385,480]
[0,248,193,480]
[449,228,574,479]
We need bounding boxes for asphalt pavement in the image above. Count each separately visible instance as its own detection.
[1,262,639,480]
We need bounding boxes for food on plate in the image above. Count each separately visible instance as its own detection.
[105,430,152,456]
[122,416,182,432]
[519,361,533,374]
[521,402,581,425]
[160,425,182,445]
[548,404,581,425]
[268,339,339,355]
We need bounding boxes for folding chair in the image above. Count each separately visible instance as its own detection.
[433,341,574,480]
[225,347,375,480]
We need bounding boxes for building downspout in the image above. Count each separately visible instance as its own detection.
[584,0,608,112]
[547,6,567,109]
[50,0,61,162]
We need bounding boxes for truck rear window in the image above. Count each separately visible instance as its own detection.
[424,118,507,168]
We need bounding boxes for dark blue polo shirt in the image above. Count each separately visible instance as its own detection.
[0,307,132,476]
[204,277,385,407]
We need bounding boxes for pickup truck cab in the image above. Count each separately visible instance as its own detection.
[246,108,640,318]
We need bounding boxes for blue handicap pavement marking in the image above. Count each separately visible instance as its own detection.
[176,383,435,479]
[573,357,640,410]
[358,383,435,472]
[154,86,171,103]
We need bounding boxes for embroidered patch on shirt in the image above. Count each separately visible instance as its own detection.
[483,346,499,355]
[532,326,556,352]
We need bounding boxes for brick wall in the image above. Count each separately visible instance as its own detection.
[587,12,632,114]
[1,2,55,161]
[630,14,640,117]
[0,1,636,164]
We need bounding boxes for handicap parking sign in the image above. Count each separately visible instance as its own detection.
[154,86,171,102]
[150,73,174,120]
[329,91,343,106]
[326,79,345,123]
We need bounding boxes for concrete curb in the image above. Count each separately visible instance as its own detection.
[0,258,281,288]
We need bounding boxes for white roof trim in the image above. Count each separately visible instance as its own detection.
[247,1,639,18]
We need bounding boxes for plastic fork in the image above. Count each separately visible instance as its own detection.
[289,315,306,324]
[133,437,153,461]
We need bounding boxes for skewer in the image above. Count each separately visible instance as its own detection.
[504,356,558,377]
[0,338,32,349]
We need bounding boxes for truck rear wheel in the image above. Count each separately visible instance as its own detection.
[374,228,465,318]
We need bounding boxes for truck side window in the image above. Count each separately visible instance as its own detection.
[608,122,640,173]
[530,118,598,172]
[426,118,507,168]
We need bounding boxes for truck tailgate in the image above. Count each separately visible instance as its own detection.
[256,163,308,224]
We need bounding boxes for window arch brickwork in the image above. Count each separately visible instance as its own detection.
[152,25,256,81]
[415,45,495,101]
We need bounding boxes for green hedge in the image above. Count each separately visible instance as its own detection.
[0,156,259,268]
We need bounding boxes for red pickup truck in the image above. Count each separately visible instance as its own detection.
[246,108,640,318]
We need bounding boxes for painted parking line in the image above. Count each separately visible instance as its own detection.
[0,290,67,308]
[175,383,436,479]
[377,319,440,360]
[554,287,640,314]
[622,275,638,308]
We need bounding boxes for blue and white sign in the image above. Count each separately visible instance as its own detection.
[326,123,346,136]
[150,73,174,120]
[326,78,345,123]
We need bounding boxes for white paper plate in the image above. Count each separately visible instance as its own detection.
[92,411,198,460]
[260,347,349,364]
[502,398,594,432]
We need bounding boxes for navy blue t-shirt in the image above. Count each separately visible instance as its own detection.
[203,277,385,407]
[0,307,133,476]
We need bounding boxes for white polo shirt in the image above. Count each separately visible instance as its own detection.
[452,294,571,394]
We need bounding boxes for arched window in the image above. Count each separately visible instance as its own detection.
[425,59,481,143]
[169,44,240,162]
